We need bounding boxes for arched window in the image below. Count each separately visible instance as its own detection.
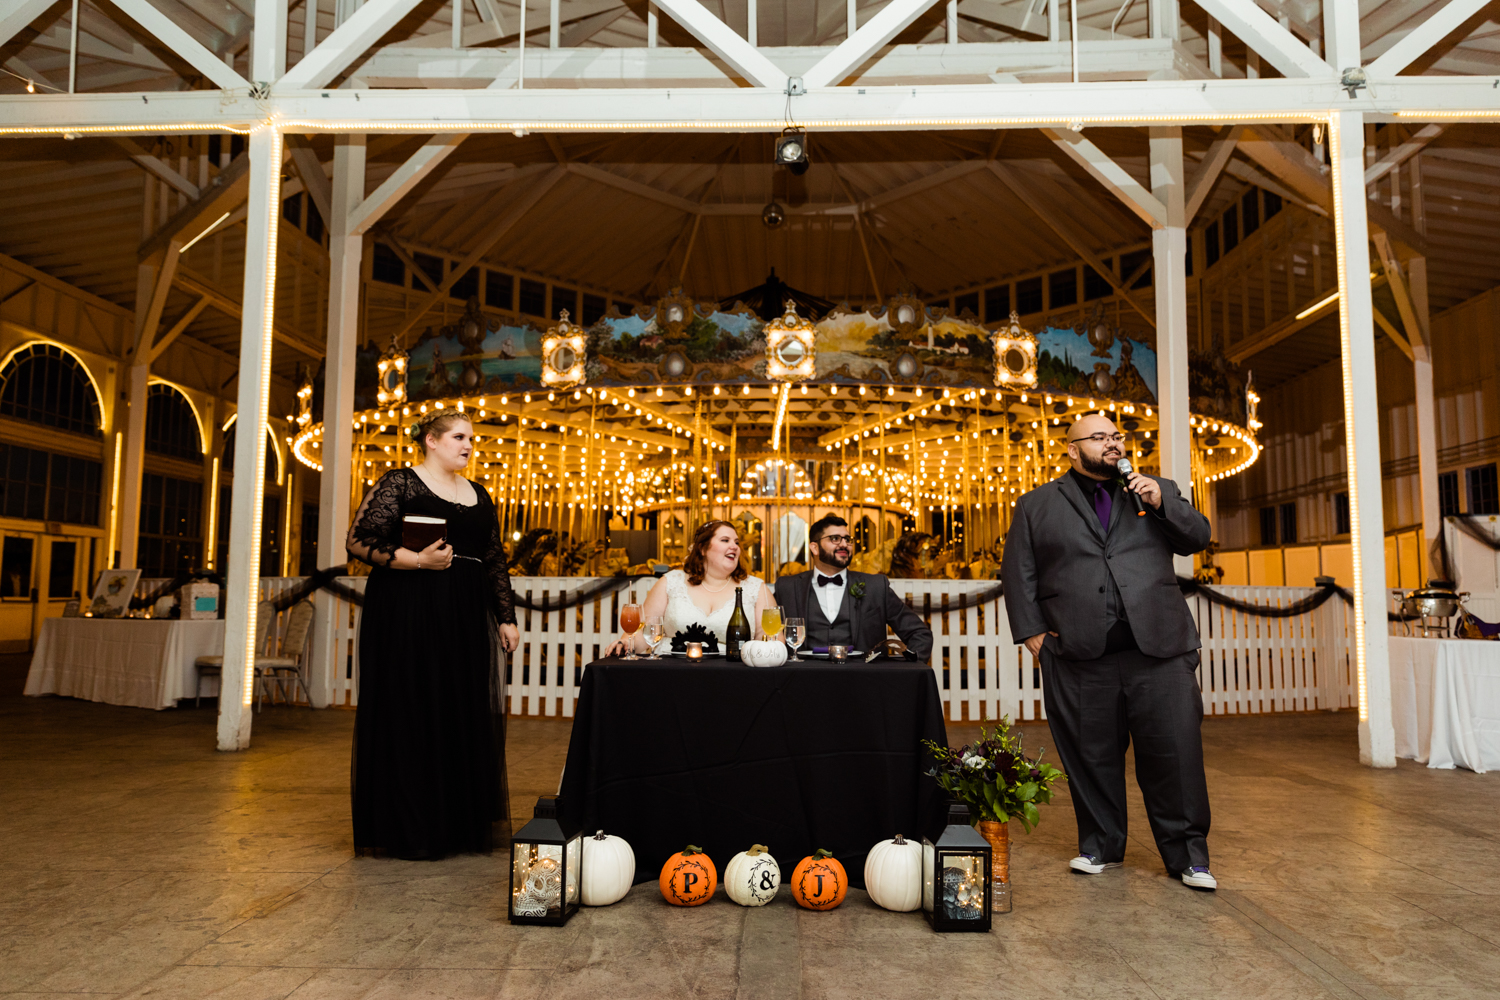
[222,421,281,482]
[0,344,101,436]
[145,384,202,459]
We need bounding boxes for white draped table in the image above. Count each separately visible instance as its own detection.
[1389,636,1500,773]
[24,618,227,710]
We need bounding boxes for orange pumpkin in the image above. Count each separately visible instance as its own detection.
[790,849,847,910]
[659,844,718,906]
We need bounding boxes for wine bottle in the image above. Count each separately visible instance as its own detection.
[725,586,751,662]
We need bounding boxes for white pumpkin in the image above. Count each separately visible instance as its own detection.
[740,640,788,668]
[724,844,781,906]
[581,830,635,906]
[865,834,923,912]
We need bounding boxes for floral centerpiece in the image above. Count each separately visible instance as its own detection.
[922,718,1065,904]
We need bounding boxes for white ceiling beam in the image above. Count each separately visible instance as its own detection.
[957,0,1047,38]
[0,0,61,50]
[559,5,629,46]
[390,165,567,342]
[1371,305,1413,361]
[175,267,325,358]
[1221,157,1324,215]
[347,133,469,236]
[1371,231,1425,352]
[109,0,253,89]
[145,294,211,364]
[565,162,702,213]
[112,137,200,199]
[136,241,182,358]
[1364,123,1444,185]
[648,0,787,89]
[802,0,944,89]
[988,161,1156,328]
[1188,0,1331,78]
[278,0,428,90]
[8,76,1500,134]
[286,134,333,225]
[1366,0,1492,77]
[1042,127,1168,228]
[139,151,253,260]
[1184,124,1242,221]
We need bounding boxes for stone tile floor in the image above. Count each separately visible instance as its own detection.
[2,653,1497,999]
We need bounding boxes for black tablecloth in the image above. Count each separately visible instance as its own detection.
[557,658,949,889]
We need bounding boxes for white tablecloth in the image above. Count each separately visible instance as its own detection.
[24,618,227,710]
[1389,636,1500,773]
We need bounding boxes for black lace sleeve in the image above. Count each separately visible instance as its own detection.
[479,486,518,625]
[346,469,411,568]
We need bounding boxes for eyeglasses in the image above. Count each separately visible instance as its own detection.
[1068,432,1125,445]
[816,534,853,545]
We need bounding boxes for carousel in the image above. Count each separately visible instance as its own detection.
[292,283,1260,582]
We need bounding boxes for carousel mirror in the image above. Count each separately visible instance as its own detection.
[774,337,807,368]
[1004,347,1028,375]
[896,304,916,325]
[548,343,577,373]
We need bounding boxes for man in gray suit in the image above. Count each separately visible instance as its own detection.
[1001,413,1217,890]
[774,515,933,661]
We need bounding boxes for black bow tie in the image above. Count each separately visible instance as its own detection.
[817,574,844,587]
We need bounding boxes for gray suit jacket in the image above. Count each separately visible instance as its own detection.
[1001,472,1211,661]
[773,570,934,661]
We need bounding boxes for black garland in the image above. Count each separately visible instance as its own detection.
[510,574,657,612]
[129,570,222,610]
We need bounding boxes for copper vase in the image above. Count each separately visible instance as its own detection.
[977,820,1010,884]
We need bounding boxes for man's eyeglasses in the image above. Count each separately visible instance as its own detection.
[816,534,853,545]
[1068,432,1125,445]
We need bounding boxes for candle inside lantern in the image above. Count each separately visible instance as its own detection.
[685,642,704,660]
[829,644,849,661]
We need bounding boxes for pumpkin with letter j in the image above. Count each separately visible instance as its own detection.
[659,844,718,906]
[791,849,847,910]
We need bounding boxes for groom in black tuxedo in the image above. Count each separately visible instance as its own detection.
[774,515,933,661]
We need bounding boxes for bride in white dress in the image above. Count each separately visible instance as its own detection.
[607,520,776,655]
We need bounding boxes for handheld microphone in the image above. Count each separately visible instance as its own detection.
[1117,458,1146,516]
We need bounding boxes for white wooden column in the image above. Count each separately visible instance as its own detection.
[1331,109,1394,768]
[216,126,284,752]
[308,134,365,710]
[117,321,150,568]
[1149,127,1192,577]
[1408,257,1441,581]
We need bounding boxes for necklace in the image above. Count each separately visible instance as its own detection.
[420,465,462,503]
[698,577,730,594]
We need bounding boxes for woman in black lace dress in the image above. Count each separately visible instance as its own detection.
[346,410,520,859]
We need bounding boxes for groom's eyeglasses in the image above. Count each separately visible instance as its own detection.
[816,534,853,545]
[1068,432,1125,445]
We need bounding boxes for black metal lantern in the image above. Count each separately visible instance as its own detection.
[508,796,583,926]
[922,802,992,932]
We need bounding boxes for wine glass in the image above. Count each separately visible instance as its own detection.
[619,603,642,661]
[760,605,784,641]
[784,617,805,662]
[642,616,665,659]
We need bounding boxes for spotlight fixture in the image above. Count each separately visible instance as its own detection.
[761,201,786,229]
[774,129,809,176]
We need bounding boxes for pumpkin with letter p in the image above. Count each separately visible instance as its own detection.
[659,844,717,906]
[791,849,847,910]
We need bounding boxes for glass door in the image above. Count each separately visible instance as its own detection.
[35,537,81,640]
[0,534,37,654]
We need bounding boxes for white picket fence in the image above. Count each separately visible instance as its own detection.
[142,576,1358,720]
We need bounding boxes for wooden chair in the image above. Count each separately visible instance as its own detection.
[258,600,316,707]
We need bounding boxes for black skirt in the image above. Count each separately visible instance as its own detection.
[352,556,510,859]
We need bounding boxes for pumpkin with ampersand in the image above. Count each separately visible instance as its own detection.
[790,848,847,910]
[724,844,781,906]
[659,844,717,906]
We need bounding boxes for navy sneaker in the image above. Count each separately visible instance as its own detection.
[1181,866,1217,890]
[1069,855,1124,874]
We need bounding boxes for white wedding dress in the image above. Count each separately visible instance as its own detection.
[659,570,765,644]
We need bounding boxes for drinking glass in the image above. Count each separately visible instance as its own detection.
[619,603,642,661]
[642,616,665,659]
[761,606,784,641]
[784,618,805,662]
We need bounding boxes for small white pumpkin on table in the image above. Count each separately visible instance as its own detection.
[580,829,635,906]
[739,639,788,668]
[724,844,781,906]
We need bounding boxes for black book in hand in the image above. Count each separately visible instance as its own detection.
[402,515,447,552]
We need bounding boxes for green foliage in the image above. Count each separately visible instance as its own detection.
[921,718,1066,832]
